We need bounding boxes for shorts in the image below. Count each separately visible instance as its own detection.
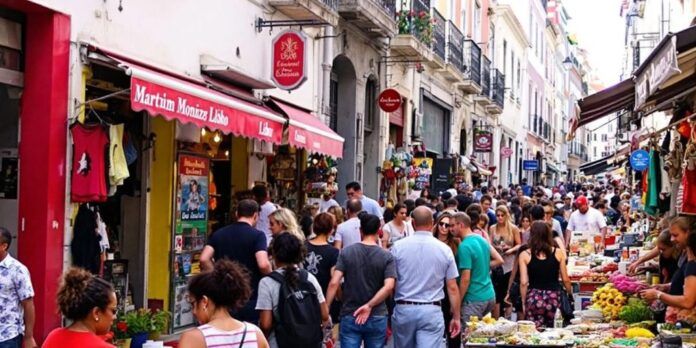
[461,299,496,321]
[492,271,512,305]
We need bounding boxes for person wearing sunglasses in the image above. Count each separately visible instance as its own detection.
[431,213,461,348]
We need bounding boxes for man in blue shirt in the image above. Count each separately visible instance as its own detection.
[345,182,383,223]
[521,178,533,197]
[390,206,461,348]
[480,194,497,227]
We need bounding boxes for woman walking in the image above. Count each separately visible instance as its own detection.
[43,268,117,347]
[519,221,572,328]
[432,213,461,348]
[269,208,305,241]
[179,260,268,347]
[490,206,521,319]
[381,203,414,249]
[257,233,328,348]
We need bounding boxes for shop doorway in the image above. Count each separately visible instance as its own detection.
[330,55,357,202]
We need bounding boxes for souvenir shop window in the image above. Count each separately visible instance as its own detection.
[304,153,338,207]
[269,145,301,211]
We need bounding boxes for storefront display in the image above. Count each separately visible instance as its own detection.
[304,153,338,207]
[269,146,301,211]
[171,154,209,329]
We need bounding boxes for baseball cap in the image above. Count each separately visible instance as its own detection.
[576,196,589,206]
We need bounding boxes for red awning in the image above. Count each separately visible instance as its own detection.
[269,98,344,158]
[88,45,285,144]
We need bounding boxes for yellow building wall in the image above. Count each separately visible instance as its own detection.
[231,137,249,193]
[147,117,175,309]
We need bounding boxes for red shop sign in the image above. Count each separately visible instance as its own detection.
[271,30,307,90]
[474,132,493,153]
[378,89,402,113]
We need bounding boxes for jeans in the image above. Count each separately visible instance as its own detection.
[392,304,445,348]
[0,335,22,348]
[339,315,387,348]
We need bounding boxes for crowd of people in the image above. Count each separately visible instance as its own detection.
[3,178,696,348]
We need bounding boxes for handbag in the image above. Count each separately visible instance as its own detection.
[559,290,575,320]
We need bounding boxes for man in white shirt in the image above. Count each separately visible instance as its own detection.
[567,195,608,243]
[345,181,383,222]
[319,190,339,213]
[252,184,277,246]
[335,198,362,250]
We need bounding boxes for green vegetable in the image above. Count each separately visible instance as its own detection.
[619,298,654,324]
[611,338,638,346]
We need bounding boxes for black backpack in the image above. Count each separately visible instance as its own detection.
[268,269,323,348]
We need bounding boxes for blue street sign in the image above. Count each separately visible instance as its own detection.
[523,160,539,171]
[629,149,650,171]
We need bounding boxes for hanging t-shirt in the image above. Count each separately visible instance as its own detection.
[108,124,130,196]
[71,124,109,203]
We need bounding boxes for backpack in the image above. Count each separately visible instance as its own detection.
[268,269,323,348]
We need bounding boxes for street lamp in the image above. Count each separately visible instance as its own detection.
[562,57,573,70]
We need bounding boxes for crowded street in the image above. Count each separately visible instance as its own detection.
[2,0,696,347]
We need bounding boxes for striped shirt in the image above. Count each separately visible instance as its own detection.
[197,322,259,347]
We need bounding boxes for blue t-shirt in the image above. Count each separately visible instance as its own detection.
[486,209,498,226]
[458,234,495,303]
[360,196,383,220]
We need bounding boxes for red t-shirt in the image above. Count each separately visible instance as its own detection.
[70,124,109,202]
[43,328,115,348]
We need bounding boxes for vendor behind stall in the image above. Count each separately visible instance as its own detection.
[628,230,680,284]
[641,217,696,324]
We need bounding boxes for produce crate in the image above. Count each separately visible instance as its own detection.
[573,281,605,292]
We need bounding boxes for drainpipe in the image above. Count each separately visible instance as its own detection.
[321,26,334,126]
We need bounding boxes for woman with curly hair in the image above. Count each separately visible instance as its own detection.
[256,233,328,348]
[179,260,268,347]
[43,268,117,347]
[268,208,305,241]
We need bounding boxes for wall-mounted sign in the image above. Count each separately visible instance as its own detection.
[271,30,307,90]
[378,88,402,113]
[500,147,513,158]
[473,131,493,153]
[523,160,539,171]
[630,149,650,171]
[634,35,680,110]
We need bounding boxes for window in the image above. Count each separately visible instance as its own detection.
[364,78,377,132]
[502,40,507,77]
[516,60,521,95]
[461,2,467,36]
[608,123,613,132]
[593,133,597,141]
[510,50,515,90]
[601,134,608,141]
[329,72,338,131]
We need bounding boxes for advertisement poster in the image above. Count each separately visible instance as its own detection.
[412,158,433,191]
[172,154,209,330]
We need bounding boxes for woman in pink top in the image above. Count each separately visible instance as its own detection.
[179,260,269,348]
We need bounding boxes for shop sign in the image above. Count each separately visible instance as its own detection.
[378,89,402,113]
[523,160,539,171]
[629,149,650,171]
[271,30,307,90]
[172,154,210,329]
[473,131,493,153]
[634,36,680,110]
[500,147,513,158]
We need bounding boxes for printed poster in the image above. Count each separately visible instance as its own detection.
[174,154,209,249]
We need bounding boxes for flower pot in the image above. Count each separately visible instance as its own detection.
[148,332,161,341]
[130,332,149,348]
[116,338,132,348]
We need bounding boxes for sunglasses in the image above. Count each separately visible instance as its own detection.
[496,213,505,217]
[439,222,453,228]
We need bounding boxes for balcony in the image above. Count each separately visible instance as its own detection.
[391,0,433,60]
[474,56,491,106]
[428,9,446,68]
[486,69,505,115]
[459,40,482,94]
[339,0,397,37]
[441,20,464,82]
[270,0,340,26]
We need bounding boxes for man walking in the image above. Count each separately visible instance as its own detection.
[252,184,277,245]
[326,213,396,348]
[390,206,461,348]
[200,199,271,323]
[335,198,362,250]
[345,182,383,222]
[0,227,36,348]
[454,213,503,319]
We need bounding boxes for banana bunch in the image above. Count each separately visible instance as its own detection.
[591,284,627,320]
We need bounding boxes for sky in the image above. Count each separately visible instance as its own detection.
[563,0,627,87]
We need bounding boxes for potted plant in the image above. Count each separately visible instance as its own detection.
[112,319,130,348]
[124,309,151,348]
[147,309,171,340]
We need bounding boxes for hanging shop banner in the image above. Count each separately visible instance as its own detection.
[500,147,513,158]
[523,160,539,171]
[378,89,402,113]
[412,157,433,191]
[473,130,493,153]
[172,154,209,330]
[271,30,307,90]
[634,35,680,110]
[629,149,650,171]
